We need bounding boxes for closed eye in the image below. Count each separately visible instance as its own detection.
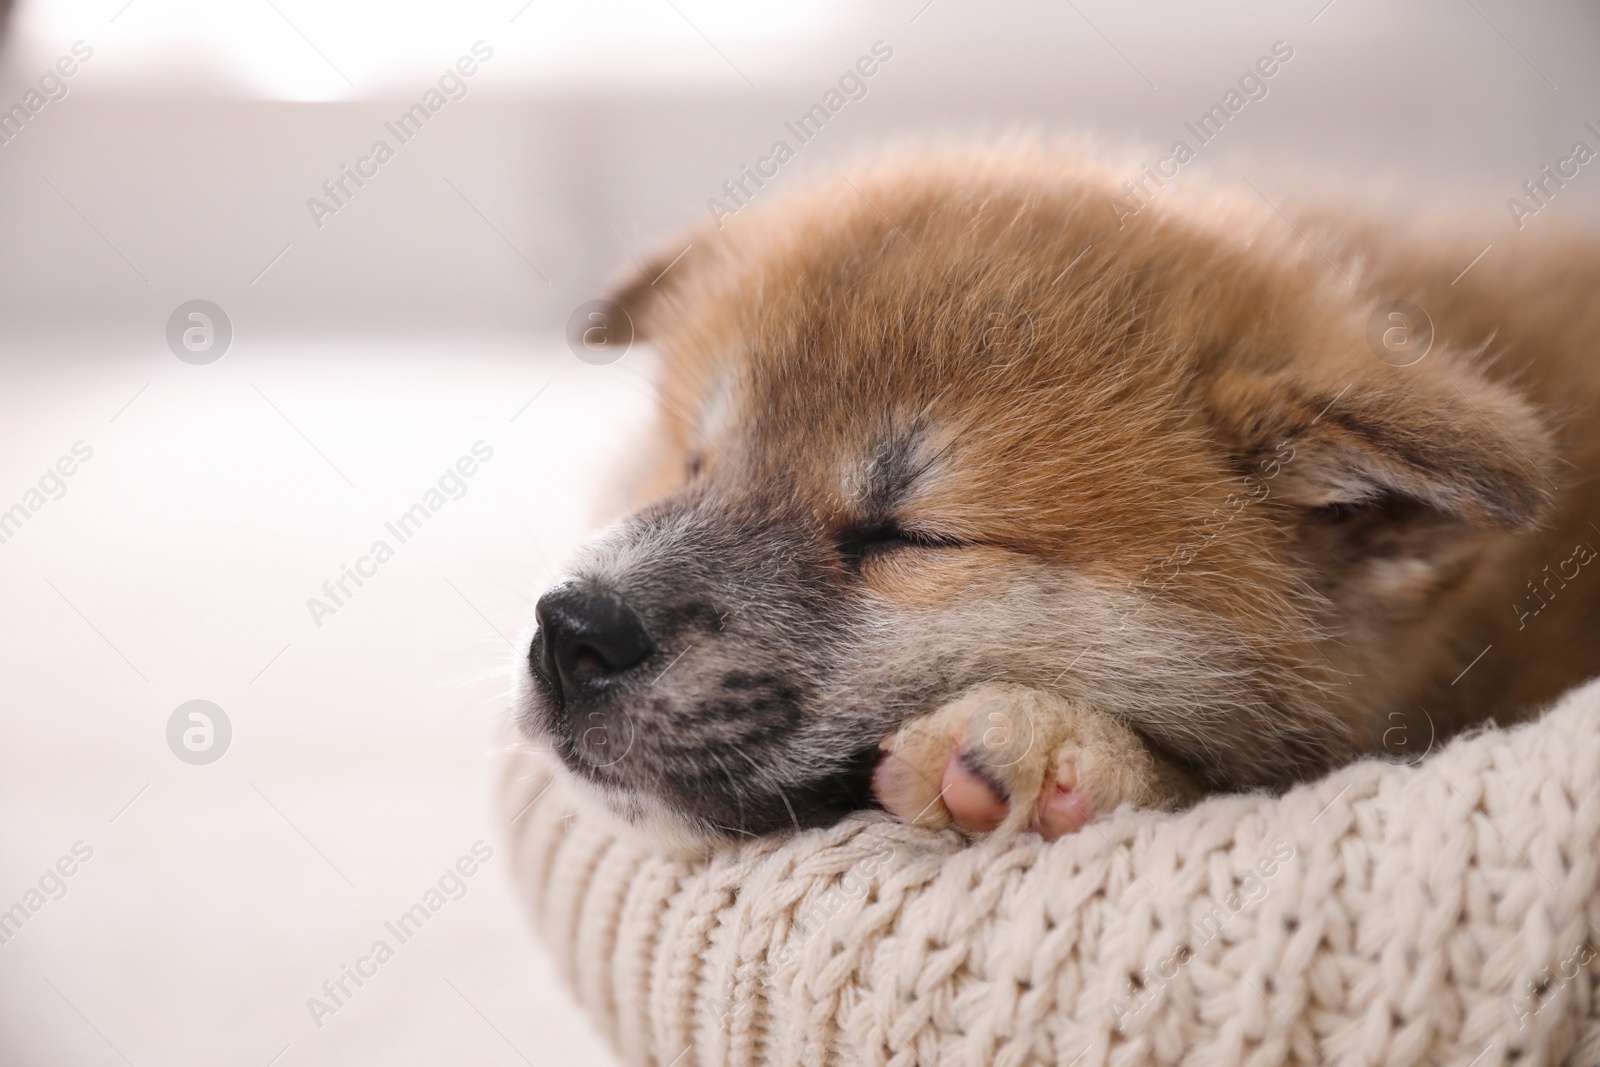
[837,523,968,567]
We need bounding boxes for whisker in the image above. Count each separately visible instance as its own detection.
[730,746,801,835]
[708,750,747,831]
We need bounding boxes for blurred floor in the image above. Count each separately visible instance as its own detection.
[0,336,645,1065]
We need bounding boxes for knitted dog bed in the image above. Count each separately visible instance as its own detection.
[501,676,1600,1067]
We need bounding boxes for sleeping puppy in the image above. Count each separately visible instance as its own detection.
[518,147,1600,848]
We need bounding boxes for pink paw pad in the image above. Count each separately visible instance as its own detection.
[939,749,1009,832]
[1033,780,1095,839]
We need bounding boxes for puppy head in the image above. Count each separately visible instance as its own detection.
[521,152,1556,843]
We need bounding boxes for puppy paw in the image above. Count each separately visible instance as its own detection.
[872,685,1198,839]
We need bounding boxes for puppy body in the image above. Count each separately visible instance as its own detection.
[1304,215,1600,729]
[523,147,1600,843]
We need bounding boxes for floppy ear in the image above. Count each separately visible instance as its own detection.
[606,237,699,343]
[1206,362,1560,626]
[1209,364,1558,532]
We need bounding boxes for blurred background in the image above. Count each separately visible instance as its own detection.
[1,1,1597,1064]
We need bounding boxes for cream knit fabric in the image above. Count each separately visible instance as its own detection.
[501,676,1600,1067]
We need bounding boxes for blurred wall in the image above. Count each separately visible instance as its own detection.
[0,0,1596,339]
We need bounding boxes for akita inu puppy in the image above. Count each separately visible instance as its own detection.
[520,148,1600,847]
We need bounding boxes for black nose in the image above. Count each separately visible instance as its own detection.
[533,583,654,700]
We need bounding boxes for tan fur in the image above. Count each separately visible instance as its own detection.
[550,142,1600,840]
[874,685,1202,833]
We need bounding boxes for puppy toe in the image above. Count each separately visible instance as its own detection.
[1032,774,1095,840]
[941,751,1010,832]
[872,687,1034,833]
[870,747,944,826]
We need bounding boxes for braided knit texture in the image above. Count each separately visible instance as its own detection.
[502,677,1600,1067]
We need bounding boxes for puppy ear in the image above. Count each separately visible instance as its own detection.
[606,238,697,342]
[1210,364,1558,531]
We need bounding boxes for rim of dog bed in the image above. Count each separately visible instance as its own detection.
[501,676,1600,1067]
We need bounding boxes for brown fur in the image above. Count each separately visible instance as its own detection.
[523,144,1600,843]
